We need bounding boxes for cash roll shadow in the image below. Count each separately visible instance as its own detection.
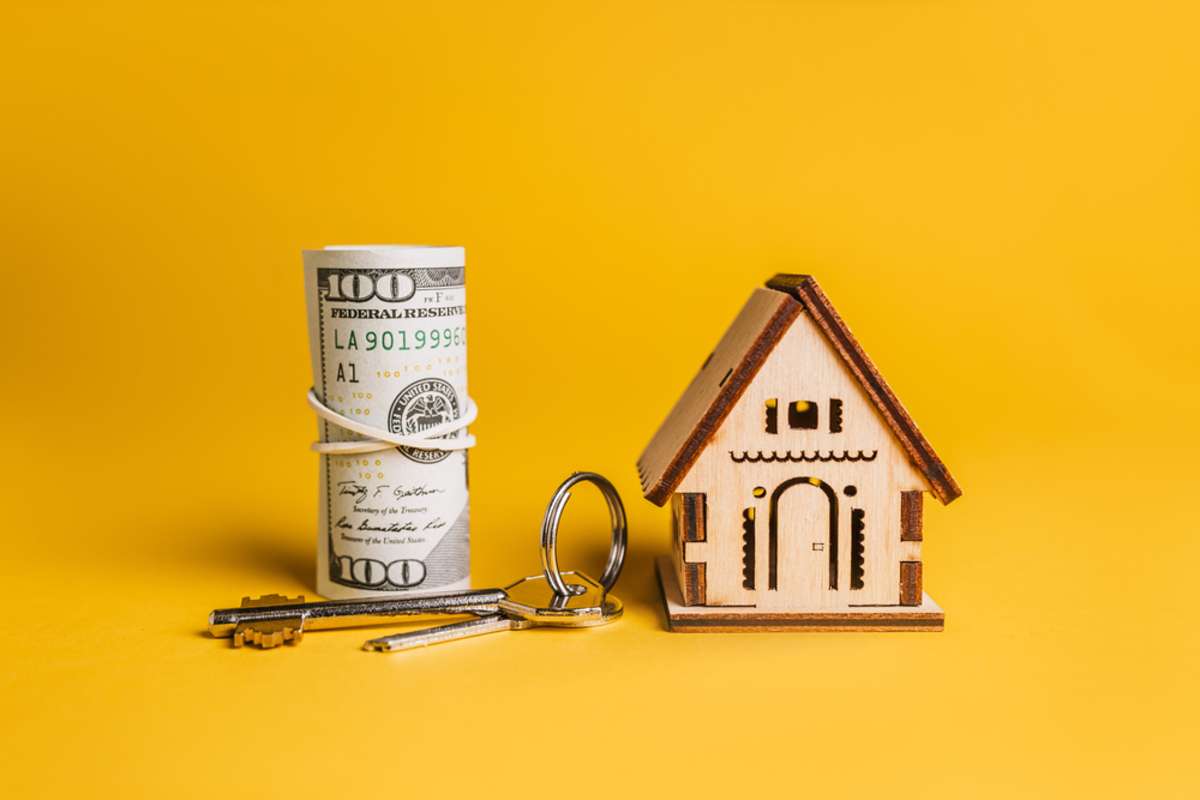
[106,518,314,640]
[145,520,316,593]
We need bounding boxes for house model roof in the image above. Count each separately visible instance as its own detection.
[637,274,962,507]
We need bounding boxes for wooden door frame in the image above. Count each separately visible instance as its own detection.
[767,477,839,591]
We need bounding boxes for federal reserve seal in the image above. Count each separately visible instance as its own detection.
[389,378,461,463]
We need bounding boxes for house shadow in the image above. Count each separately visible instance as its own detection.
[551,537,666,623]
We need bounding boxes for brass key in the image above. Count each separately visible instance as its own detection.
[208,588,507,648]
[206,471,629,652]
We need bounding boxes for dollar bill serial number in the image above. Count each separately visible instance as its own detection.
[333,326,466,351]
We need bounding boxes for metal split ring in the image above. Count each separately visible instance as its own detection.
[540,471,627,598]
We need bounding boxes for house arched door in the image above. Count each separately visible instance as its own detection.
[768,477,839,593]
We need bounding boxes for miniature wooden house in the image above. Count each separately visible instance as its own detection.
[639,275,961,632]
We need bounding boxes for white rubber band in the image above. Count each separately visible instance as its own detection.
[306,388,477,455]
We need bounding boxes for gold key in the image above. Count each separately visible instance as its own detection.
[206,471,629,651]
[231,594,305,648]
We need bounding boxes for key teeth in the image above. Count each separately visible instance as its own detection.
[231,619,304,649]
[227,595,306,648]
[240,593,305,608]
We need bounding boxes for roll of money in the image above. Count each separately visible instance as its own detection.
[303,245,472,599]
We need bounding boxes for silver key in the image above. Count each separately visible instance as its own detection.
[363,571,623,652]
[206,471,629,651]
[208,588,508,648]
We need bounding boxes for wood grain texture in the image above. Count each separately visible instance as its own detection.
[671,493,708,605]
[899,560,923,606]
[683,562,706,607]
[638,275,960,507]
[901,490,924,541]
[671,310,928,610]
[641,274,959,621]
[680,493,707,542]
[657,556,943,632]
[637,288,803,506]
[764,274,962,506]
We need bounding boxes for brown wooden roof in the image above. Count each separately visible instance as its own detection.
[637,274,962,507]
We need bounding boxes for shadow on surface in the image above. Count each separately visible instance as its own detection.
[140,519,315,591]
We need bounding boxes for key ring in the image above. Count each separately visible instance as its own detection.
[540,472,627,598]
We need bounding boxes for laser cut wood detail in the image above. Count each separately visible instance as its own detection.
[639,274,960,632]
[850,509,866,590]
[901,490,924,542]
[900,561,923,606]
[658,557,944,632]
[671,492,708,606]
[741,508,756,590]
[787,400,819,430]
[829,398,844,433]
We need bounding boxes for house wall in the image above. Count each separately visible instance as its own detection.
[676,309,928,610]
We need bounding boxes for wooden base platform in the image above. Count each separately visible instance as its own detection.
[656,556,945,632]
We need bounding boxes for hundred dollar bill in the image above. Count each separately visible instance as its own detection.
[303,245,471,599]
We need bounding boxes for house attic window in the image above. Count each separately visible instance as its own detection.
[788,400,819,430]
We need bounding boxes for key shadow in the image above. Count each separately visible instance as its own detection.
[166,521,315,642]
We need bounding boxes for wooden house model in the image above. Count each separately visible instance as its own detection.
[638,274,961,632]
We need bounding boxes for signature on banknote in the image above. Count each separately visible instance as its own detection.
[338,480,445,504]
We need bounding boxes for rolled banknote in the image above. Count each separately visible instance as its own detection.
[303,245,473,599]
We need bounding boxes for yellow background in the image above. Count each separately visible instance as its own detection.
[2,2,1198,797]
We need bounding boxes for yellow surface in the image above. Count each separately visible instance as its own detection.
[2,2,1198,797]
